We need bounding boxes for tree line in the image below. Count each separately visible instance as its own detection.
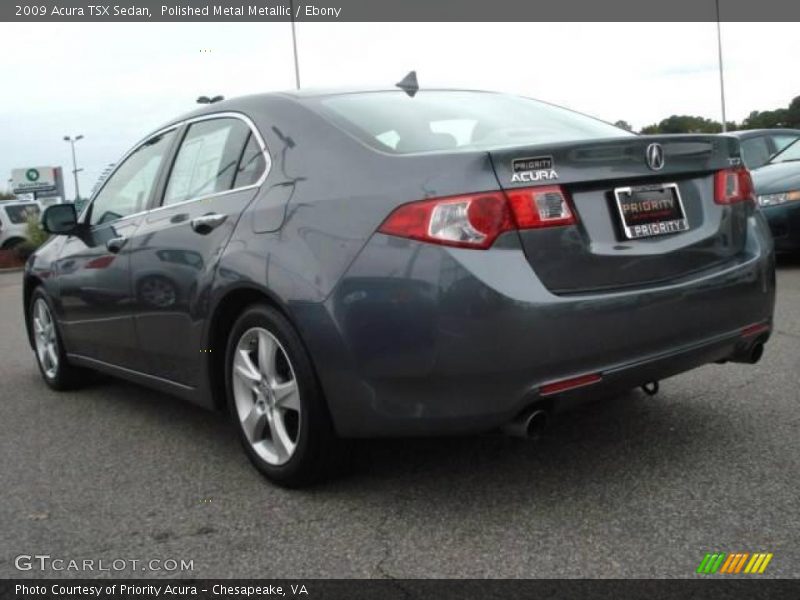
[614,95,800,134]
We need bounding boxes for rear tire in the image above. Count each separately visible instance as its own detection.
[29,288,85,390]
[2,237,25,250]
[225,303,348,487]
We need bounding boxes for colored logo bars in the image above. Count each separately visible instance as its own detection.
[697,552,773,575]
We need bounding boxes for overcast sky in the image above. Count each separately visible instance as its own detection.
[1,22,798,199]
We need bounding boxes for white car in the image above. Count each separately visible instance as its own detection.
[0,200,42,249]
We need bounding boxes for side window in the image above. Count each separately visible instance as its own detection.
[771,134,799,154]
[233,133,267,188]
[4,203,40,224]
[89,130,175,226]
[163,118,252,206]
[740,136,771,169]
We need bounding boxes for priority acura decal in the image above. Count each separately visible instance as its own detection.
[511,155,558,183]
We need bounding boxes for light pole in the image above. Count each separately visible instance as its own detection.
[63,135,84,201]
[715,0,728,132]
[289,0,300,89]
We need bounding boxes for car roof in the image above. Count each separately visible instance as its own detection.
[726,128,800,138]
[0,199,41,206]
[165,87,498,123]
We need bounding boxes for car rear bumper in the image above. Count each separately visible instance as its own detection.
[292,216,776,438]
[762,202,800,252]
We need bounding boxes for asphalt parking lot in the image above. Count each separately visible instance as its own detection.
[1,259,799,579]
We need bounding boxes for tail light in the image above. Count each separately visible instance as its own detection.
[505,186,576,229]
[378,186,576,250]
[714,166,755,205]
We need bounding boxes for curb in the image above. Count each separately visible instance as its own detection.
[0,267,24,274]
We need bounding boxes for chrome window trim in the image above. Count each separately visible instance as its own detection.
[80,111,272,227]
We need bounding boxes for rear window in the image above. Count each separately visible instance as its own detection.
[314,91,631,154]
[3,203,40,224]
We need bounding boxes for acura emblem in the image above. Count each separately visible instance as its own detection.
[646,143,665,171]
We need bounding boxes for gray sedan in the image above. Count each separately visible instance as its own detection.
[24,88,775,486]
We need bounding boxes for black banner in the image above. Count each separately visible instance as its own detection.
[3,579,800,600]
[4,0,800,22]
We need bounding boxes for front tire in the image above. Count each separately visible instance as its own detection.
[225,304,347,487]
[30,288,85,390]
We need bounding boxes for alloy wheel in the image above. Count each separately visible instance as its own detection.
[33,298,59,379]
[232,327,301,466]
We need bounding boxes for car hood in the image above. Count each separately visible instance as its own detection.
[751,161,800,195]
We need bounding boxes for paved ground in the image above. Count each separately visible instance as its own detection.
[1,259,799,579]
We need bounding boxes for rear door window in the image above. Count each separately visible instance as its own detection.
[163,118,254,206]
[740,136,772,169]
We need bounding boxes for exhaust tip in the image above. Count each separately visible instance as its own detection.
[503,407,549,439]
[525,409,548,439]
[750,342,764,364]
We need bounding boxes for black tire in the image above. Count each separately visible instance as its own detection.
[2,237,25,250]
[29,287,86,390]
[225,303,349,487]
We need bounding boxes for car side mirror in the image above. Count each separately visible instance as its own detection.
[41,203,78,235]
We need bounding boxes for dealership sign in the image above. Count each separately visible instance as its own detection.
[11,166,58,193]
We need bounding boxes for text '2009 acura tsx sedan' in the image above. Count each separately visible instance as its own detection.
[25,87,775,486]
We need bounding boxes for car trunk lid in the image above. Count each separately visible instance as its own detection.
[489,135,749,294]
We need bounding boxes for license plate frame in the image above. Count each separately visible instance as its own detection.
[613,182,689,240]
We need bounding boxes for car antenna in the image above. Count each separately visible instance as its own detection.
[196,95,225,104]
[395,71,419,97]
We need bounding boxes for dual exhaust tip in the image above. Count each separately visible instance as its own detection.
[502,407,549,439]
[726,341,765,365]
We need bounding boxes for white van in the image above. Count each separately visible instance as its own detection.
[0,200,42,249]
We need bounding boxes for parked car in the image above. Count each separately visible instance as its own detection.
[726,128,800,170]
[751,137,800,252]
[24,88,775,486]
[0,199,41,249]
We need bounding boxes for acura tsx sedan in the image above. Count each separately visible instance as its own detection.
[25,88,775,486]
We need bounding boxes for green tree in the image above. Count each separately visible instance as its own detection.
[640,114,728,134]
[786,96,800,128]
[14,213,50,260]
[614,120,633,132]
[741,109,788,129]
[25,213,49,247]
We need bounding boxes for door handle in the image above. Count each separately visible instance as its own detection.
[191,213,227,234]
[106,236,127,253]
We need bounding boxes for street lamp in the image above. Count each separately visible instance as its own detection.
[289,0,300,89]
[63,134,84,201]
[715,0,728,132]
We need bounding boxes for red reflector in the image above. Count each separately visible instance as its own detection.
[714,166,755,205]
[539,373,602,396]
[741,322,770,337]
